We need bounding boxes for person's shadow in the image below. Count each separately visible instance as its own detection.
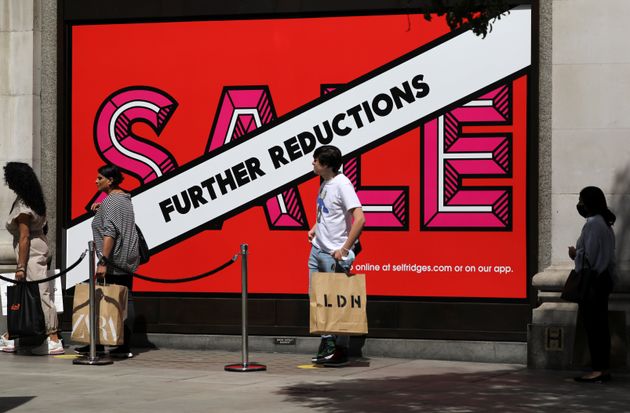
[130,313,157,355]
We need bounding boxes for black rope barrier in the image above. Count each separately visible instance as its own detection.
[0,250,88,285]
[99,253,239,283]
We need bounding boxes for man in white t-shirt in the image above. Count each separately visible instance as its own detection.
[308,145,365,367]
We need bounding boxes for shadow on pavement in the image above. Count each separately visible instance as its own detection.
[278,369,630,412]
[0,397,35,413]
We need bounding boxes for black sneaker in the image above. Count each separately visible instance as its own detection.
[312,337,336,363]
[108,346,133,359]
[74,344,104,355]
[323,347,349,367]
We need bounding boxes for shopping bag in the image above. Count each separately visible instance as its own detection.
[6,282,47,339]
[309,272,367,335]
[71,282,128,346]
[2,271,63,315]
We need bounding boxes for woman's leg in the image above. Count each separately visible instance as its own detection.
[25,239,59,340]
[590,273,613,372]
[578,273,612,376]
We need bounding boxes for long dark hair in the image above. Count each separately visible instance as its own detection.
[3,162,47,216]
[580,186,616,226]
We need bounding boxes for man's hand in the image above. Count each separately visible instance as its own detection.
[332,249,345,261]
[568,246,576,260]
[90,202,102,212]
[308,227,316,242]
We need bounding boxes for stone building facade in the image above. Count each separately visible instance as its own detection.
[1,0,628,366]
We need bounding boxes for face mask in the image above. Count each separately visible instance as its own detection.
[576,204,589,218]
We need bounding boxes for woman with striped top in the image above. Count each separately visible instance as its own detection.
[76,164,140,358]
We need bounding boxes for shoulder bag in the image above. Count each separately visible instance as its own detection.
[135,224,150,264]
[561,255,594,303]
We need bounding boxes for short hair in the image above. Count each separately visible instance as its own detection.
[313,145,342,173]
[98,164,124,188]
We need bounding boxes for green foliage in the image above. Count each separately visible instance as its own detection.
[423,0,511,38]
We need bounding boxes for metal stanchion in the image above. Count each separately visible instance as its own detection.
[225,244,266,372]
[74,241,113,366]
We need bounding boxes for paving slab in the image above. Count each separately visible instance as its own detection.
[0,347,629,413]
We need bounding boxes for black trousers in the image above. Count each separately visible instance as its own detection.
[578,272,613,371]
[106,273,134,349]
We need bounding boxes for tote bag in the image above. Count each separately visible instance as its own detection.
[7,282,46,339]
[309,272,368,335]
[71,282,128,346]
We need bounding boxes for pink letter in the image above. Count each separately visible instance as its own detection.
[323,85,409,229]
[88,87,179,210]
[422,85,512,229]
[206,87,307,229]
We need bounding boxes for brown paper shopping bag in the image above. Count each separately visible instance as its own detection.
[309,272,367,335]
[71,283,128,346]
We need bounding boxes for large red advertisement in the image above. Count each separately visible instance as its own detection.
[67,10,531,298]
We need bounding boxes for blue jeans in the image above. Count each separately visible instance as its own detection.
[308,245,354,349]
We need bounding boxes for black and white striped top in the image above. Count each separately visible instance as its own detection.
[91,192,139,275]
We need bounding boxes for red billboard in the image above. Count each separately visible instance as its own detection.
[66,9,531,298]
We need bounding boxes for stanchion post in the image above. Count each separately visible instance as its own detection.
[225,244,266,372]
[73,241,113,366]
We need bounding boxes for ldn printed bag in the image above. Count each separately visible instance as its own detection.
[309,272,368,335]
[71,282,128,346]
[6,282,46,339]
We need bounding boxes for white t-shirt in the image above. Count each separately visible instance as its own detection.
[312,174,362,253]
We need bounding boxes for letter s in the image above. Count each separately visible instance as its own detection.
[88,87,179,210]
[412,74,430,98]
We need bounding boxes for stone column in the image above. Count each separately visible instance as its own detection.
[0,0,39,269]
[529,0,630,369]
[0,0,53,333]
[40,0,57,267]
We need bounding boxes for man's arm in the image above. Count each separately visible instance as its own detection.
[332,207,365,261]
[308,224,317,242]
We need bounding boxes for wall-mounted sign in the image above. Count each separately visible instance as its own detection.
[65,6,531,298]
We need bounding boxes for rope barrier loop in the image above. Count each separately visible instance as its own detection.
[98,252,239,284]
[0,250,88,285]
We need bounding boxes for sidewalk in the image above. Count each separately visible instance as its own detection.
[0,347,629,413]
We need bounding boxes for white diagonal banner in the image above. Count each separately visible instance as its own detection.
[65,7,531,287]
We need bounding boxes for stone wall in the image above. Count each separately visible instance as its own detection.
[0,0,39,271]
[1,0,628,365]
[0,0,55,272]
[530,0,630,369]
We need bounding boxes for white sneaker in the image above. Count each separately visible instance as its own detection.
[0,334,15,353]
[32,337,64,356]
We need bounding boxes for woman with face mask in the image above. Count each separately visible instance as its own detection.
[568,186,616,383]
